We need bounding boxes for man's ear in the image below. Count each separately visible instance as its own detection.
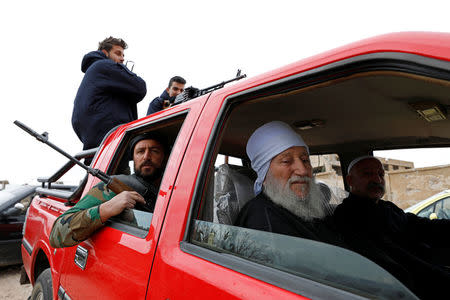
[101,49,109,57]
[346,174,353,191]
[165,87,170,93]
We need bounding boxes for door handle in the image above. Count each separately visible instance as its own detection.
[74,245,88,270]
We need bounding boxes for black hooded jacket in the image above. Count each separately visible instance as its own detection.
[72,51,147,150]
[146,90,174,116]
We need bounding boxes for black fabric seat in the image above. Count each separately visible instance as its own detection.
[213,164,256,225]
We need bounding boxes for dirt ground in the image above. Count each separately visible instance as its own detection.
[0,265,32,300]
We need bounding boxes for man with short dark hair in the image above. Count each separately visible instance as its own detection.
[97,37,128,63]
[146,76,186,115]
[49,133,167,248]
[334,156,450,299]
[72,36,147,152]
[234,121,338,244]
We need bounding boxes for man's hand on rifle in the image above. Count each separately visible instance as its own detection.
[163,100,171,109]
[99,191,146,222]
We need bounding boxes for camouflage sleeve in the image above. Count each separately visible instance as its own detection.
[49,182,116,248]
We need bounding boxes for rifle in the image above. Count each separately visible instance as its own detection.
[13,120,133,195]
[174,69,247,104]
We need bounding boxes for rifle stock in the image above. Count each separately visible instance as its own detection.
[107,177,135,194]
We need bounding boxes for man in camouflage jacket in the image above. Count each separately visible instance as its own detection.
[50,133,167,248]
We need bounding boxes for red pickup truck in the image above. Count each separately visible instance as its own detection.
[21,32,450,299]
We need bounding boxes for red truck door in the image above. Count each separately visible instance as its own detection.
[146,91,309,299]
[146,81,418,299]
[57,100,205,299]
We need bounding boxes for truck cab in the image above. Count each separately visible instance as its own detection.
[22,32,450,299]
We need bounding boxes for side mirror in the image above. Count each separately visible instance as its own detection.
[1,203,25,217]
[429,212,438,220]
[15,202,25,210]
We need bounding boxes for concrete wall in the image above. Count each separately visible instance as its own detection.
[386,165,450,209]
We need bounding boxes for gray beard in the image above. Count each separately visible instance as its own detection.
[263,173,330,221]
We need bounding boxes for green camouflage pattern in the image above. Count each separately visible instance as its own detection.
[49,182,116,248]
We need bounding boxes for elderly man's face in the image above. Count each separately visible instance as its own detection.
[266,146,312,198]
[347,158,385,200]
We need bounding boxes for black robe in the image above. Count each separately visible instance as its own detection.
[234,193,344,247]
[333,193,450,300]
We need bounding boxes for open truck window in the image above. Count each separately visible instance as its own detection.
[185,53,450,298]
[106,114,187,234]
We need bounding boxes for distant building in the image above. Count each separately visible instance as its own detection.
[377,157,414,172]
[0,180,9,190]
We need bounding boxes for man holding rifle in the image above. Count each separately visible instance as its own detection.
[146,76,186,115]
[49,132,167,248]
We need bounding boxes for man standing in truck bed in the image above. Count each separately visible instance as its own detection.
[72,37,147,152]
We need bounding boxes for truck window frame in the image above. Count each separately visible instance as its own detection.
[105,112,189,238]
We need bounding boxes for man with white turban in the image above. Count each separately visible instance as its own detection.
[234,121,338,243]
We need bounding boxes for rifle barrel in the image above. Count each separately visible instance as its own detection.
[14,120,124,191]
[199,74,247,96]
[14,120,91,173]
[14,120,41,138]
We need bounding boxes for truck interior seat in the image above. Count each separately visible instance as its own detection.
[68,174,88,201]
[316,181,339,213]
[317,182,332,203]
[208,167,338,224]
[213,164,256,225]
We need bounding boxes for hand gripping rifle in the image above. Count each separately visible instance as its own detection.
[13,120,133,195]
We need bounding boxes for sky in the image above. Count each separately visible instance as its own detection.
[1,0,450,185]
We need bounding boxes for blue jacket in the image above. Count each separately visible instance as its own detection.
[72,51,147,150]
[146,90,175,115]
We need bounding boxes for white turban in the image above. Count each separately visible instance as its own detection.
[246,121,309,195]
[347,156,381,174]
